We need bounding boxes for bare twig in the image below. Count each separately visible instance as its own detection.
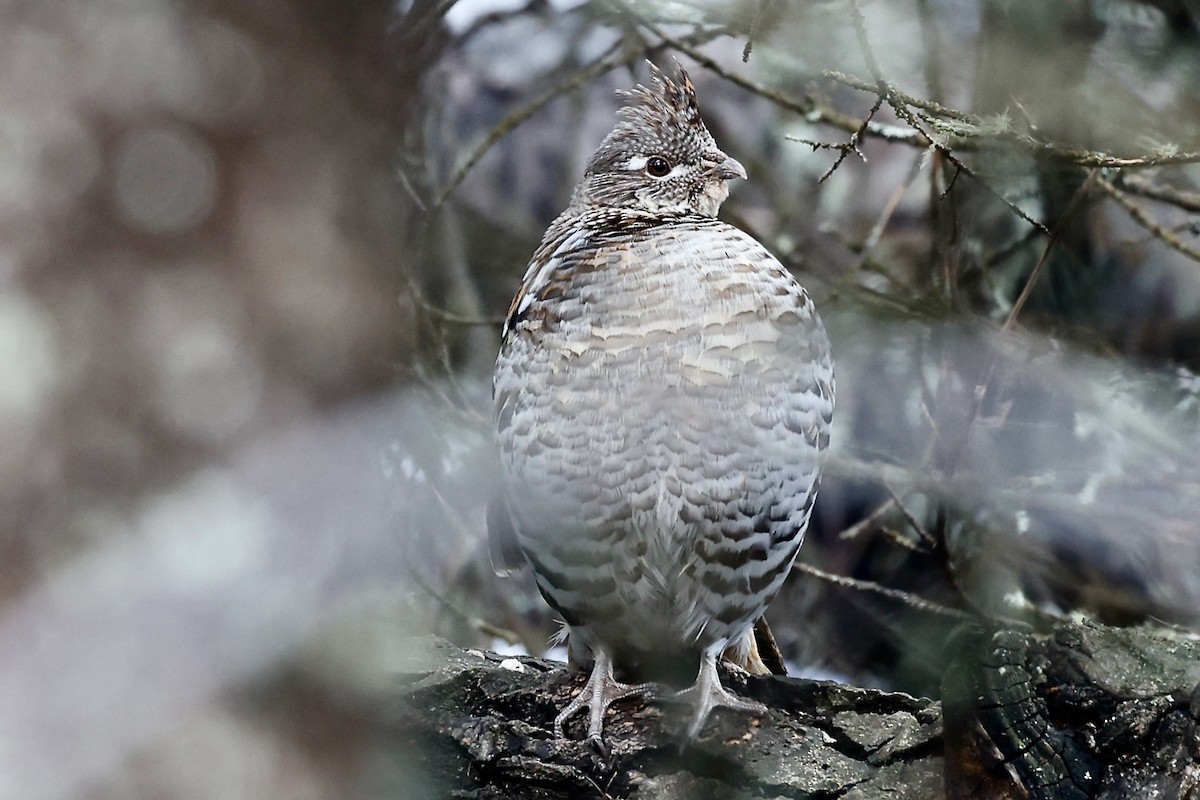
[915,0,946,110]
[1002,168,1103,333]
[434,37,629,207]
[878,524,929,553]
[823,94,883,183]
[940,160,963,197]
[823,70,983,125]
[396,164,428,211]
[824,68,1200,169]
[787,134,864,159]
[405,277,506,326]
[406,553,524,648]
[742,0,770,62]
[650,24,926,146]
[785,120,921,149]
[1069,151,1200,168]
[626,7,1200,172]
[841,3,1050,236]
[456,0,543,46]
[893,93,1050,234]
[1115,174,1200,213]
[849,0,885,90]
[886,484,937,549]
[969,170,1050,233]
[859,147,925,256]
[1098,178,1200,263]
[793,562,974,620]
[905,166,1099,508]
[787,92,881,184]
[985,224,1043,268]
[838,497,898,541]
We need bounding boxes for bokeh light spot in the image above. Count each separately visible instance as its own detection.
[112,125,218,236]
[0,291,59,420]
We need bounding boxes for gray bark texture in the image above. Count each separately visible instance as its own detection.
[393,623,1200,799]
[943,623,1200,799]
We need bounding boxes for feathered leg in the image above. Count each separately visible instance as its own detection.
[554,648,653,752]
[675,650,767,740]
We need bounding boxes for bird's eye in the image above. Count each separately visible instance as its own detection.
[645,156,671,177]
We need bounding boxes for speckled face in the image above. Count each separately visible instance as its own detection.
[573,63,746,217]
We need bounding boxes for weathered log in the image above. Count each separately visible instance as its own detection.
[943,623,1200,800]
[394,637,944,799]
[391,622,1200,799]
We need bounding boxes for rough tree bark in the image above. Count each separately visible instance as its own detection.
[393,622,1200,799]
[944,624,1200,799]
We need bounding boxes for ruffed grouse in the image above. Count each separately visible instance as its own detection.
[490,63,834,747]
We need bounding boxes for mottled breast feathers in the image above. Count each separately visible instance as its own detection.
[491,206,833,661]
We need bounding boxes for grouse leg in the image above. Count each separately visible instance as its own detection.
[675,650,767,740]
[554,648,653,752]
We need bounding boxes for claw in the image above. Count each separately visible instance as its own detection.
[553,649,654,750]
[673,653,767,740]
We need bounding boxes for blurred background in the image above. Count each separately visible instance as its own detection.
[2,0,1199,797]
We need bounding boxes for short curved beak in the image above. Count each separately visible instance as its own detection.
[714,154,747,181]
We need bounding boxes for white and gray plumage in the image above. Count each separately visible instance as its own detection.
[490,63,834,748]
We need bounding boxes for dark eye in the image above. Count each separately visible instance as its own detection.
[645,156,671,177]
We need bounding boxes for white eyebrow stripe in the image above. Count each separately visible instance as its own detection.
[623,156,685,179]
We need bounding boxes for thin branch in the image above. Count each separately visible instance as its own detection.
[395,164,428,211]
[824,68,1200,169]
[985,224,1043,268]
[648,25,806,114]
[786,134,865,159]
[787,94,881,184]
[878,524,930,553]
[650,24,925,146]
[405,277,506,326]
[859,147,924,256]
[849,0,885,90]
[969,171,1050,233]
[742,0,770,62]
[793,562,974,621]
[723,9,1200,175]
[406,548,524,648]
[915,116,1050,233]
[886,484,937,549]
[915,0,946,111]
[838,497,898,541]
[826,94,883,183]
[842,4,1050,236]
[456,0,542,46]
[929,169,1099,480]
[1068,150,1200,168]
[822,70,979,125]
[434,37,630,207]
[1002,169,1103,333]
[895,92,1049,233]
[1115,174,1200,213]
[1098,177,1200,263]
[785,119,921,148]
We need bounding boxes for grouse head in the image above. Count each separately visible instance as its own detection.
[572,61,746,217]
